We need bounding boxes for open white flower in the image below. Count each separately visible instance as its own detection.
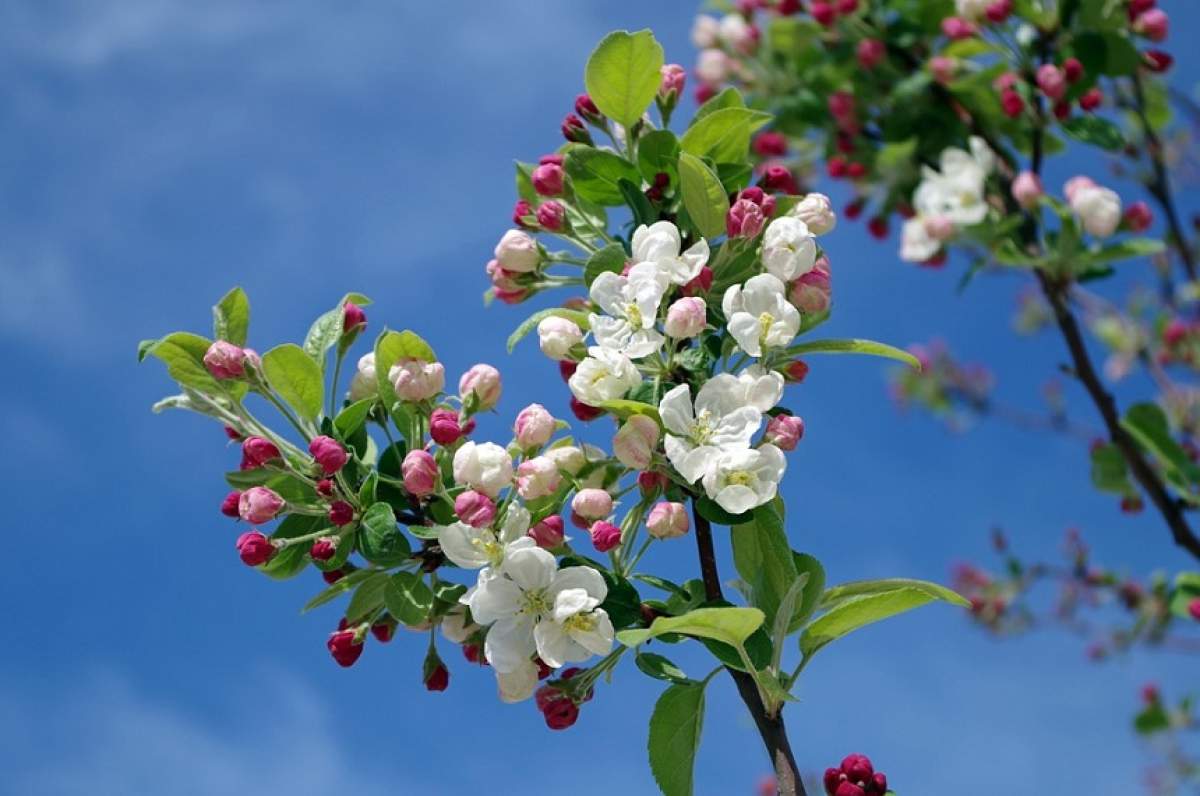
[701,444,787,514]
[761,216,817,282]
[589,263,667,358]
[900,217,941,262]
[736,366,785,412]
[631,221,710,285]
[568,346,642,406]
[466,546,612,673]
[722,274,801,357]
[452,441,514,498]
[659,376,763,483]
[913,137,994,227]
[437,505,533,571]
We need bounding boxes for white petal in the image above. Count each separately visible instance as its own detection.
[713,484,759,514]
[711,406,762,449]
[468,576,523,625]
[503,546,557,593]
[678,444,720,484]
[533,619,585,668]
[499,505,531,544]
[484,615,536,673]
[590,272,628,317]
[570,609,615,657]
[552,587,599,622]
[658,384,695,435]
[551,566,609,603]
[496,660,538,703]
[722,284,744,317]
[436,523,491,570]
[727,312,763,357]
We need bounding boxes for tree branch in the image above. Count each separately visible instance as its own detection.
[690,500,807,796]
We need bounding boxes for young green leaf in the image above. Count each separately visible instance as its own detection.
[678,152,729,239]
[732,503,799,630]
[584,29,665,129]
[334,398,376,440]
[143,332,220,393]
[637,129,681,185]
[785,338,922,370]
[635,651,692,684]
[357,502,412,566]
[1060,115,1125,151]
[1121,402,1200,493]
[301,567,379,613]
[617,606,765,649]
[384,571,434,626]
[345,570,390,623]
[564,147,643,206]
[584,243,629,287]
[679,107,771,164]
[213,287,250,346]
[648,682,707,796]
[262,343,324,421]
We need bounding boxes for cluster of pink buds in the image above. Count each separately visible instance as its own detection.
[823,754,889,796]
[534,667,592,730]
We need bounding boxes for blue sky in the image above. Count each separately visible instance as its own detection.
[2,1,1199,794]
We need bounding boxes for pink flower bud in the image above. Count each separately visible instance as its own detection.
[1144,50,1173,73]
[513,404,554,449]
[765,414,805,451]
[810,2,835,26]
[789,262,832,314]
[429,408,463,446]
[841,754,874,782]
[235,530,276,566]
[985,0,1012,22]
[1134,9,1168,42]
[517,457,562,500]
[1079,87,1103,111]
[1000,88,1025,118]
[512,199,536,229]
[1063,57,1084,83]
[392,359,445,402]
[930,56,957,84]
[424,661,450,691]
[327,628,364,667]
[868,216,889,240]
[682,265,714,296]
[638,470,667,495]
[659,63,686,100]
[561,112,593,144]
[1036,64,1066,101]
[753,131,787,157]
[856,38,885,70]
[572,488,613,521]
[536,200,567,232]
[574,93,604,125]
[323,569,345,584]
[220,490,241,518]
[532,162,565,197]
[941,16,976,39]
[590,520,622,552]
[494,229,540,273]
[570,397,604,422]
[203,340,247,380]
[1063,176,1096,204]
[664,297,707,338]
[647,502,689,539]
[371,621,395,643]
[238,486,284,525]
[402,450,439,496]
[308,435,348,475]
[785,359,810,383]
[836,0,858,12]
[537,316,584,360]
[528,515,566,548]
[541,694,580,730]
[727,198,766,238]
[459,364,502,411]
[1011,171,1044,209]
[613,415,660,470]
[241,436,280,469]
[1188,597,1200,621]
[329,500,355,527]
[834,782,864,796]
[455,489,497,527]
[342,301,367,335]
[1124,201,1153,233]
[310,537,337,561]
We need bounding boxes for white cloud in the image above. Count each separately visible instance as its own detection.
[0,668,405,796]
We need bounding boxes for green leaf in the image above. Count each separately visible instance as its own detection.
[374,329,437,426]
[384,571,434,626]
[617,606,765,649]
[334,398,375,439]
[636,651,692,684]
[262,343,324,421]
[506,307,591,353]
[1087,238,1167,264]
[261,514,323,580]
[637,129,680,185]
[732,503,798,631]
[677,153,729,240]
[648,682,706,796]
[301,567,379,613]
[1060,115,1124,151]
[1134,702,1171,735]
[357,502,412,566]
[584,243,629,287]
[345,570,390,622]
[680,107,772,164]
[691,87,745,125]
[583,29,664,129]
[1168,572,1200,619]
[564,147,643,206]
[213,287,250,346]
[802,579,967,660]
[1122,402,1200,491]
[596,398,661,425]
[785,338,921,370]
[1074,31,1140,77]
[789,553,825,632]
[303,308,343,366]
[1090,442,1133,495]
[143,332,220,393]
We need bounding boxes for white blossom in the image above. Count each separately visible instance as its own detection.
[659,376,762,484]
[631,221,710,285]
[1071,184,1122,238]
[452,441,514,498]
[701,444,787,514]
[589,263,667,358]
[789,193,837,236]
[568,346,642,406]
[722,274,801,357]
[436,505,532,571]
[761,216,817,282]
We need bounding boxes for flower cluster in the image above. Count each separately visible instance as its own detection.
[823,753,889,796]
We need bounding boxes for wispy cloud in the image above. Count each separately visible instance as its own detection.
[0,668,407,796]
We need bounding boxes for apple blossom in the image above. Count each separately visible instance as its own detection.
[701,444,787,514]
[722,274,801,357]
[496,659,539,703]
[308,435,348,475]
[789,263,832,315]
[735,366,785,412]
[437,504,535,572]
[460,363,502,410]
[727,198,766,239]
[430,408,464,445]
[762,216,817,281]
[1070,183,1122,238]
[590,520,622,552]
[718,13,755,54]
[630,221,710,285]
[203,340,246,380]
[528,515,566,549]
[659,377,763,483]
[440,605,480,644]
[1011,171,1043,209]
[236,530,276,566]
[567,346,642,406]
[647,502,689,539]
[536,315,584,360]
[613,414,660,470]
[452,441,514,498]
[765,414,805,451]
[494,229,541,273]
[517,456,562,500]
[664,297,707,339]
[238,486,284,525]
[588,263,668,358]
[789,193,837,235]
[455,489,498,527]
[695,48,730,86]
[392,358,445,402]
[690,14,719,48]
[514,403,555,449]
[347,352,379,402]
[572,488,613,521]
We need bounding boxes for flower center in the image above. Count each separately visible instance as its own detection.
[521,588,552,617]
[625,302,644,327]
[472,534,505,567]
[758,312,775,346]
[691,409,715,444]
[563,613,596,634]
[726,470,755,487]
